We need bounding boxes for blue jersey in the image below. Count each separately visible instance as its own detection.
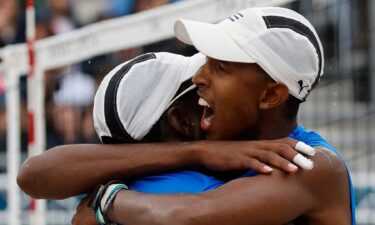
[129,170,224,194]
[129,125,356,224]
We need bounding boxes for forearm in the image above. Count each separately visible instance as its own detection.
[108,190,204,225]
[17,142,200,199]
[107,188,261,225]
[107,170,314,225]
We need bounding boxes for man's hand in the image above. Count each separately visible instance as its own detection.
[71,196,98,225]
[195,138,315,173]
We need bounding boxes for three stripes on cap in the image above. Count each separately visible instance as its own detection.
[228,13,244,21]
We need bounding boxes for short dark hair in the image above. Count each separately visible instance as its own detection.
[283,95,301,121]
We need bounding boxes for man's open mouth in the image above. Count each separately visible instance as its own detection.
[198,98,214,130]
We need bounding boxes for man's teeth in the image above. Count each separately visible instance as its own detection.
[198,98,211,108]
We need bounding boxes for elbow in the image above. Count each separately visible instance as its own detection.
[17,156,51,199]
[17,157,41,198]
[17,146,70,199]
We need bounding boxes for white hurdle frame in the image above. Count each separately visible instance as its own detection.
[4,69,21,225]
[26,0,47,224]
[0,0,295,224]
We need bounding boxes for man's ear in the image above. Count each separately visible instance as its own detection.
[259,83,289,110]
[166,105,194,138]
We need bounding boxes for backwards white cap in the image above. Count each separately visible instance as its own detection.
[94,52,206,143]
[174,7,324,101]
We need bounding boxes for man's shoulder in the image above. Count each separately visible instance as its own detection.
[299,147,351,221]
[305,147,348,186]
[265,147,347,190]
[251,146,348,201]
[291,126,348,179]
[224,146,351,223]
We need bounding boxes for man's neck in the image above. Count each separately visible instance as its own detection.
[257,114,298,140]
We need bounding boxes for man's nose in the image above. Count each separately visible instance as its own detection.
[192,63,210,88]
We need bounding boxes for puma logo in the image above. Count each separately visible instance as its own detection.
[298,80,309,94]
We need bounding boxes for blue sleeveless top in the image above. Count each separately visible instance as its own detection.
[128,125,356,224]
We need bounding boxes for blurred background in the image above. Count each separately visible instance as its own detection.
[0,0,374,224]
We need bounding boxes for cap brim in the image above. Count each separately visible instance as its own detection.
[174,19,255,63]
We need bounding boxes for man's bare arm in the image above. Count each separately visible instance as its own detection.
[17,142,198,199]
[17,138,305,200]
[105,148,350,225]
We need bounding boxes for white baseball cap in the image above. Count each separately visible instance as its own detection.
[94,52,206,143]
[174,7,324,101]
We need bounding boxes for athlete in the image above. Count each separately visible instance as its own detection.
[73,7,356,225]
[17,52,310,200]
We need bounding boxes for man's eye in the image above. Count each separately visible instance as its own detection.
[216,63,226,73]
